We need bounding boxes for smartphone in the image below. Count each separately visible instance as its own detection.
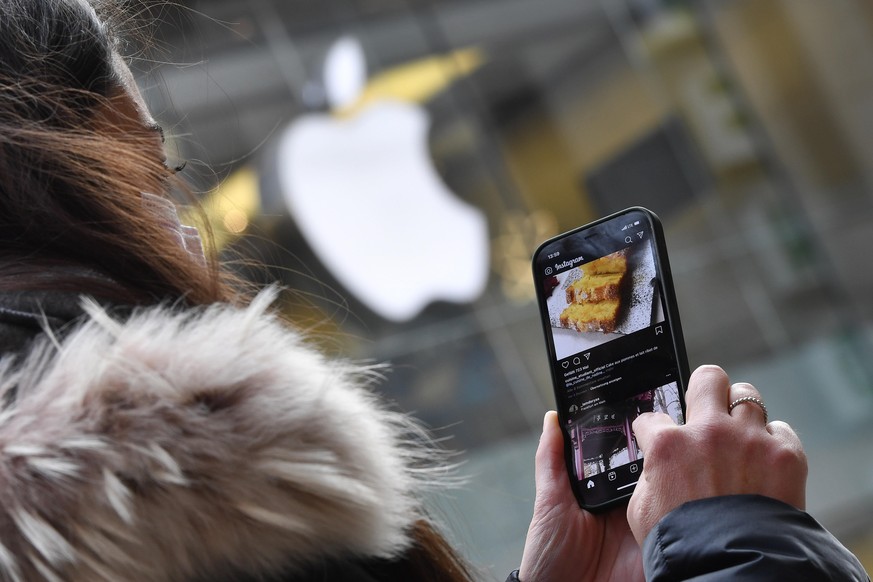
[531,207,689,511]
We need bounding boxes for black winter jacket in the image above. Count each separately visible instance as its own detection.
[644,494,870,581]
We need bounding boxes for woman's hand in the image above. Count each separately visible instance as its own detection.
[627,365,808,545]
[519,411,643,582]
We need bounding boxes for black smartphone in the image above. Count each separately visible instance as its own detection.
[532,207,689,511]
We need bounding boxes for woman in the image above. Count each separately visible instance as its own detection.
[0,1,474,580]
[3,2,870,582]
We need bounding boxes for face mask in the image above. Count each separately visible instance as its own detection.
[141,192,206,266]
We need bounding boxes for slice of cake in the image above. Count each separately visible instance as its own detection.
[565,272,626,304]
[559,300,622,333]
[558,249,629,334]
[581,249,628,277]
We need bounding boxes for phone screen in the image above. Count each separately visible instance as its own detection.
[532,207,688,510]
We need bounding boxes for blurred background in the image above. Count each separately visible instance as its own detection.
[138,0,873,577]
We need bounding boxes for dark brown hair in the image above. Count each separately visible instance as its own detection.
[0,0,236,305]
[383,519,478,581]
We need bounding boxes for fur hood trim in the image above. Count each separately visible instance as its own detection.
[0,289,439,581]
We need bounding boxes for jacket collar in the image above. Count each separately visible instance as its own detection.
[0,288,430,581]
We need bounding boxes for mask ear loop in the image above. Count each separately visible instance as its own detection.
[179,225,206,266]
[141,192,206,266]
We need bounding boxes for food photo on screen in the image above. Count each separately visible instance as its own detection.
[543,243,664,360]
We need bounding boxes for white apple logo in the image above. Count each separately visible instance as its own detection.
[276,36,489,321]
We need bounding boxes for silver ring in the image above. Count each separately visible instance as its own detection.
[728,396,768,424]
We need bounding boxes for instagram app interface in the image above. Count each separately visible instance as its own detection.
[534,211,685,507]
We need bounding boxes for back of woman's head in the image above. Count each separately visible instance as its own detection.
[0,0,115,116]
[0,0,232,305]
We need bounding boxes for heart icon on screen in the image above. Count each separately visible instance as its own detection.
[561,361,570,369]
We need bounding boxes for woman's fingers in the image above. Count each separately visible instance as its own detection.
[684,365,731,424]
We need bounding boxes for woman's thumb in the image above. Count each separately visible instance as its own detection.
[535,411,570,497]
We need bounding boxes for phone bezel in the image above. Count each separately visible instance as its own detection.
[532,206,690,511]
